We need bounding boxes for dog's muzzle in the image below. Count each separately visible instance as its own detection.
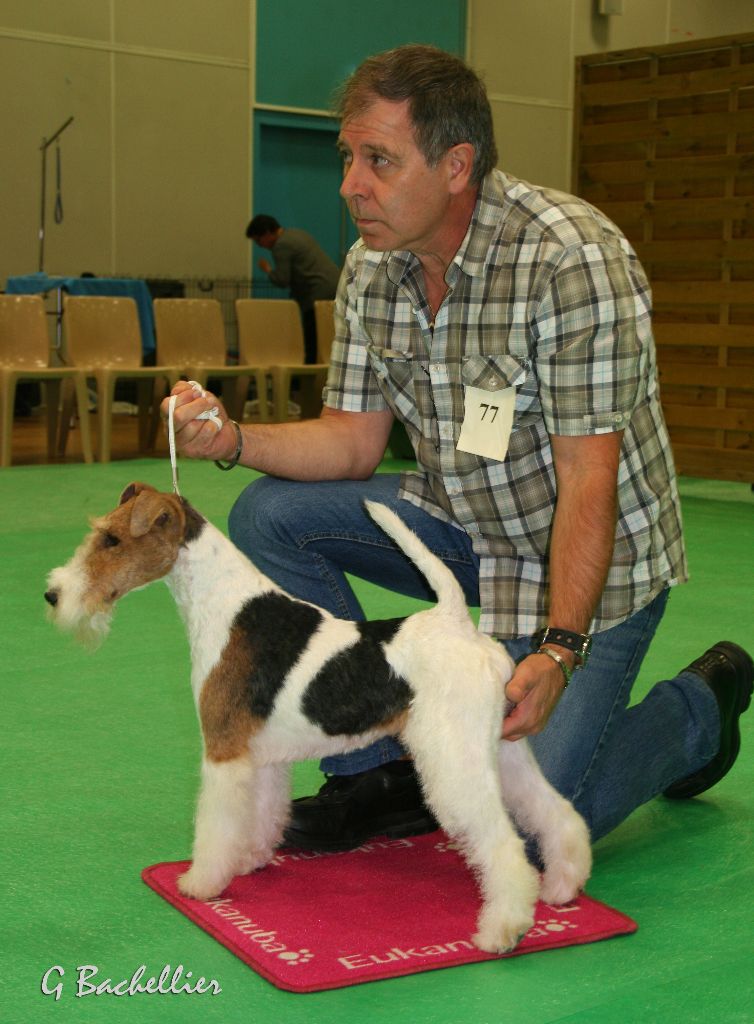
[44,590,59,607]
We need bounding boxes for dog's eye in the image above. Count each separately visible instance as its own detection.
[102,532,120,548]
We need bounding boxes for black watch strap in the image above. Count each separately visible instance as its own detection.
[532,626,592,666]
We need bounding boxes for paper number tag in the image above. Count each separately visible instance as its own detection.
[456,385,515,462]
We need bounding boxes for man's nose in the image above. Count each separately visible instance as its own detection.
[340,161,366,201]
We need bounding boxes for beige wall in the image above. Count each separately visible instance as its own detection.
[3,1,754,288]
[468,0,754,192]
[0,0,252,286]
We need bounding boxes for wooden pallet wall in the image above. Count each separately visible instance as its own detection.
[572,33,754,482]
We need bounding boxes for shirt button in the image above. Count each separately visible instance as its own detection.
[612,412,624,425]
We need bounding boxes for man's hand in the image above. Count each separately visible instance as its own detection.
[258,258,272,274]
[161,382,237,462]
[502,652,569,741]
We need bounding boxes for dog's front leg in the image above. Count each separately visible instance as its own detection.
[178,755,259,900]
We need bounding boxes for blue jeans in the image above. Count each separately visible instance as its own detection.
[229,474,720,843]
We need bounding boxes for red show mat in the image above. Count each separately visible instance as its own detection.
[142,832,636,993]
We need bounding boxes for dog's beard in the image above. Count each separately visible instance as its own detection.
[46,599,113,650]
[46,565,113,650]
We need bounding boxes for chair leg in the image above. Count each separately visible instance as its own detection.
[72,375,94,464]
[96,373,117,464]
[298,370,327,420]
[138,377,164,451]
[1,374,17,468]
[223,374,249,423]
[44,380,62,460]
[253,371,270,422]
[58,378,75,456]
[271,369,291,423]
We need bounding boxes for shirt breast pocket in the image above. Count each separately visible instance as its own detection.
[366,344,415,392]
[461,354,529,393]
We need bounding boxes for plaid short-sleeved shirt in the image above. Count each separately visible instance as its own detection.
[323,170,687,639]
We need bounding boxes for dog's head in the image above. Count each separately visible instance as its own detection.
[44,482,196,647]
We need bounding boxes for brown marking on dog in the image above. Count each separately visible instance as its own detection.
[199,627,264,762]
[380,709,409,736]
[70,485,190,614]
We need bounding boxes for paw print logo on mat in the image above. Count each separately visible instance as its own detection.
[278,948,314,966]
[527,917,580,939]
[539,917,578,932]
[434,839,462,854]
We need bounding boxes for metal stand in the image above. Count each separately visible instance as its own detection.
[38,116,74,274]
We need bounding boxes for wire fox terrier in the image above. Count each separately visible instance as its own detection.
[44,482,591,953]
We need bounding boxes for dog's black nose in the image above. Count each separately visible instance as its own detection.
[44,590,58,607]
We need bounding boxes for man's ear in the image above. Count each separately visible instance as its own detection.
[446,143,475,194]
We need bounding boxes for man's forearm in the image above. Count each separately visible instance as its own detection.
[170,389,395,483]
[231,410,390,481]
[547,432,623,637]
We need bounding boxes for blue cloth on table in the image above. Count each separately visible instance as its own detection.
[5,273,156,354]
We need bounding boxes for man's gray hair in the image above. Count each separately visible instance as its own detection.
[334,44,498,186]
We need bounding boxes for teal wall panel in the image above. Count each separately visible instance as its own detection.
[252,111,357,272]
[252,0,467,282]
[256,0,466,110]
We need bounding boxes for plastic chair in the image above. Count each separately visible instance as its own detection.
[235,299,328,422]
[153,298,268,422]
[0,294,93,467]
[62,295,180,463]
[313,299,336,364]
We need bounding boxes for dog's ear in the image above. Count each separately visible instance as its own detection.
[129,490,184,539]
[119,481,156,506]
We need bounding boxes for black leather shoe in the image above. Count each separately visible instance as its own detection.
[282,761,439,852]
[664,642,753,800]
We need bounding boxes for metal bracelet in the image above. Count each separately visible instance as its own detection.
[214,420,243,471]
[537,645,572,687]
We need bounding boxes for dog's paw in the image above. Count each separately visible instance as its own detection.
[472,883,537,954]
[472,909,535,954]
[539,811,592,904]
[539,865,586,906]
[177,865,229,901]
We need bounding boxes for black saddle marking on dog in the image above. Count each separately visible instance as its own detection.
[301,618,413,736]
[233,591,324,718]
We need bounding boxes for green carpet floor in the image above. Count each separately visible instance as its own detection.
[1,459,752,1023]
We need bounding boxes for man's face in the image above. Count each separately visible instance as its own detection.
[253,230,277,250]
[337,98,456,255]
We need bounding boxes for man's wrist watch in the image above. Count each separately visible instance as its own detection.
[532,627,592,668]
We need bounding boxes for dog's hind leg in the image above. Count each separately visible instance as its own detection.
[402,703,540,953]
[497,740,592,905]
[178,755,259,900]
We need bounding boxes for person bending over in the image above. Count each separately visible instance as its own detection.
[246,214,341,364]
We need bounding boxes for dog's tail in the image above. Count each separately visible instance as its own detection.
[364,501,470,620]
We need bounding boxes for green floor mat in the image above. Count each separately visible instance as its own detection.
[1,461,752,1023]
